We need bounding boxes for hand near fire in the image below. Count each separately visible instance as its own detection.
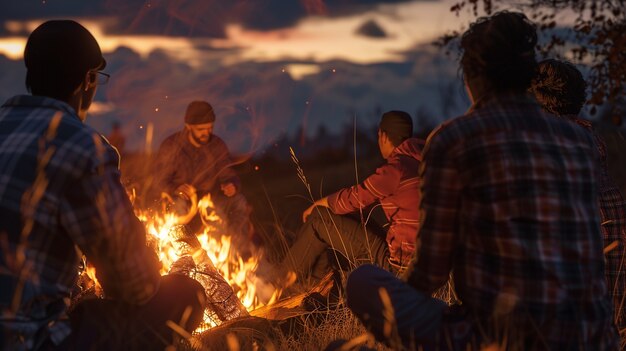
[221,182,237,197]
[302,197,329,223]
[175,183,196,201]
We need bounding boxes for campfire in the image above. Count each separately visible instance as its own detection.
[77,192,276,332]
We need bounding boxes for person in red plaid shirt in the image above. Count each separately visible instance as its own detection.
[344,12,619,350]
[0,21,205,350]
[531,58,626,341]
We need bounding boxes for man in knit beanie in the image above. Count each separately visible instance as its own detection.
[151,100,255,253]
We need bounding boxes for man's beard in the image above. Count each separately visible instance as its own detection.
[191,132,210,145]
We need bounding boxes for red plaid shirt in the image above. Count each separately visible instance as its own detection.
[404,94,619,349]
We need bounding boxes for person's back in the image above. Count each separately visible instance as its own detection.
[420,95,613,346]
[406,13,616,348]
[0,20,204,350]
[0,95,157,348]
[531,58,626,340]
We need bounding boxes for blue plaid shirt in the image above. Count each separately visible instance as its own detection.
[404,94,619,349]
[0,95,160,349]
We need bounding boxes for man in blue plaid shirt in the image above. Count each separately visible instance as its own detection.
[0,21,205,350]
[345,12,619,350]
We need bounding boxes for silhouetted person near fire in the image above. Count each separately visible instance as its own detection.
[151,101,254,253]
[266,111,423,291]
[106,121,126,155]
[344,12,619,350]
[0,21,205,350]
[531,58,626,338]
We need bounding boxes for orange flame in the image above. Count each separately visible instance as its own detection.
[81,192,271,331]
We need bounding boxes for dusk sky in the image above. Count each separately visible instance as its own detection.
[0,1,577,154]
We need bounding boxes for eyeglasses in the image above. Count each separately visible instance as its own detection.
[88,71,110,86]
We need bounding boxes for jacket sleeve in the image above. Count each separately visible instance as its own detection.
[60,135,160,305]
[403,126,461,294]
[327,163,401,214]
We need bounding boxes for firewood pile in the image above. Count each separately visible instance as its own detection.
[168,225,249,325]
[194,270,341,350]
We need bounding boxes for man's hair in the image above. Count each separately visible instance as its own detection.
[379,110,413,146]
[461,11,538,92]
[530,59,587,116]
[24,20,105,101]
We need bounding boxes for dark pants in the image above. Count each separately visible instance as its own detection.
[347,265,457,350]
[56,274,206,351]
[281,210,392,282]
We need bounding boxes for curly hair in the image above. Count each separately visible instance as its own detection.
[530,59,587,116]
[461,11,538,92]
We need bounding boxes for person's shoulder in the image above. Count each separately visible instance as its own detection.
[208,134,229,149]
[158,131,185,149]
[68,123,119,161]
[162,131,184,144]
[389,138,424,164]
[1,95,118,168]
[210,134,226,145]
[427,112,473,146]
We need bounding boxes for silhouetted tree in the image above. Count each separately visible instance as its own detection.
[440,0,626,112]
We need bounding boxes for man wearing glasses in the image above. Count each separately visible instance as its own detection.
[0,21,205,350]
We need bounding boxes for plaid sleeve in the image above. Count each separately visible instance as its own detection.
[60,134,160,305]
[327,163,401,214]
[404,125,462,294]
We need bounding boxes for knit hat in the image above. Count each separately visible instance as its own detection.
[379,111,413,141]
[25,20,106,75]
[184,101,216,124]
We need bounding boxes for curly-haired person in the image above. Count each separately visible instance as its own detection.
[531,58,626,341]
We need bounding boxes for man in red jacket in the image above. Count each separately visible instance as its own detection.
[273,111,423,287]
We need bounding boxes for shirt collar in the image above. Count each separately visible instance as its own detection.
[468,92,538,113]
[2,95,80,122]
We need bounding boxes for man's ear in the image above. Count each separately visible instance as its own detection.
[380,130,390,144]
[82,71,95,92]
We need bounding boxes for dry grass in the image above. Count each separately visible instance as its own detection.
[273,306,388,351]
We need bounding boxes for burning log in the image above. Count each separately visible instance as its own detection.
[168,225,249,324]
[194,270,342,349]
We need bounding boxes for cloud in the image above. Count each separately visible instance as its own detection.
[0,39,467,155]
[0,0,417,37]
[355,19,387,38]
